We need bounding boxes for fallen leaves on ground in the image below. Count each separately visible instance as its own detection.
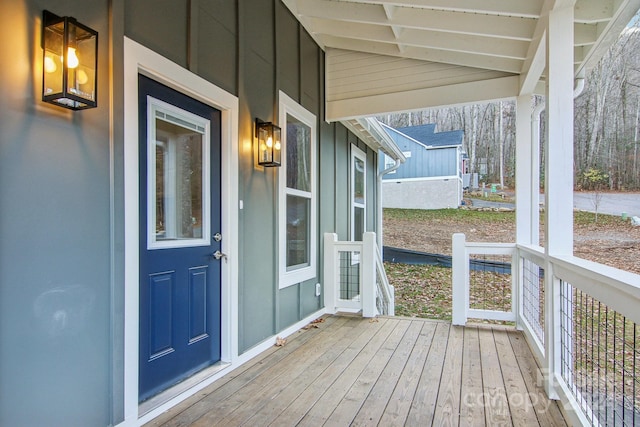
[383,208,640,320]
[275,336,286,347]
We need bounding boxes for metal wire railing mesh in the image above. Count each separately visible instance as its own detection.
[338,250,360,300]
[522,258,545,344]
[468,254,512,314]
[560,280,640,426]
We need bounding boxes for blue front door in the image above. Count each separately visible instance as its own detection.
[138,75,221,402]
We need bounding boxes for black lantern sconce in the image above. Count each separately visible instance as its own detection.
[41,10,98,110]
[255,119,282,167]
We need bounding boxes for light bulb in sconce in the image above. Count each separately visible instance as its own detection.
[266,136,273,148]
[274,141,281,150]
[76,69,88,85]
[44,54,57,73]
[66,47,79,68]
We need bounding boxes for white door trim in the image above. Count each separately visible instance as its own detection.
[122,37,239,425]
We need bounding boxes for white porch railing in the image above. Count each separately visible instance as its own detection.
[324,232,394,317]
[452,232,640,426]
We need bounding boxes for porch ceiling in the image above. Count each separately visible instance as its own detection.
[282,0,640,120]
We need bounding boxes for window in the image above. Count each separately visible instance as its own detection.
[147,96,210,249]
[351,146,366,242]
[279,91,317,288]
[383,153,396,173]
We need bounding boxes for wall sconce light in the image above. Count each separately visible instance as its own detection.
[41,10,98,110]
[255,119,281,167]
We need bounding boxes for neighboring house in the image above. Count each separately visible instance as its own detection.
[380,123,464,209]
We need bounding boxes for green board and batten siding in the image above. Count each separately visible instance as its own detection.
[124,0,379,353]
[0,1,379,425]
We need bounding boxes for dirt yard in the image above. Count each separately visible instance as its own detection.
[383,208,640,275]
[383,208,640,320]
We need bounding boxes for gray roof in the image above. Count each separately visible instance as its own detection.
[396,124,463,148]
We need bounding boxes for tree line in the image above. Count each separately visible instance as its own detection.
[378,19,640,191]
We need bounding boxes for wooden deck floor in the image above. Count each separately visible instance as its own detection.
[146,315,567,427]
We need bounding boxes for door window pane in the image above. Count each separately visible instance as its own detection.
[286,195,309,269]
[155,120,204,240]
[286,114,311,192]
[149,99,210,249]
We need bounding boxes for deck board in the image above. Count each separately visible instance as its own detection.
[459,326,485,427]
[146,316,567,427]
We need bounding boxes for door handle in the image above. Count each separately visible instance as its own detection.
[212,250,228,262]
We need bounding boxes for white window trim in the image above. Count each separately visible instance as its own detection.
[123,37,239,425]
[351,145,367,242]
[147,96,211,250]
[278,91,317,289]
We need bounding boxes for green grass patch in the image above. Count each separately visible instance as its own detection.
[386,207,628,228]
[573,210,626,226]
[384,207,515,225]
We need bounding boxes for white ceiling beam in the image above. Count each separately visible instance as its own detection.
[295,0,537,41]
[310,19,530,59]
[519,31,546,95]
[390,25,404,40]
[280,0,328,49]
[342,0,545,18]
[576,0,640,74]
[382,3,396,20]
[517,0,557,95]
[326,75,521,121]
[320,34,524,73]
[574,0,614,23]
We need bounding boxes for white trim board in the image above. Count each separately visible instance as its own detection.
[383,175,461,183]
[122,37,239,426]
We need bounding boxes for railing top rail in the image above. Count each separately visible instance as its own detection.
[331,241,364,251]
[465,242,516,256]
[551,254,640,323]
[464,242,517,249]
[516,244,546,265]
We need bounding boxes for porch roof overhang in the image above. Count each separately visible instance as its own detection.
[283,0,640,121]
[343,117,407,162]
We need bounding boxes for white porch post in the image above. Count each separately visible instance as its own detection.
[362,232,377,318]
[323,233,338,314]
[544,2,575,400]
[515,94,537,245]
[451,233,469,326]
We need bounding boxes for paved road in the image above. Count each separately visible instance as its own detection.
[572,192,640,217]
[471,192,640,217]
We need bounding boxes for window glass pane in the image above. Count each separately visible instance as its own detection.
[286,114,311,192]
[354,157,365,205]
[354,207,364,241]
[286,194,310,268]
[155,118,203,240]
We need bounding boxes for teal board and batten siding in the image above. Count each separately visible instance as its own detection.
[0,1,113,426]
[126,0,380,368]
[1,1,379,425]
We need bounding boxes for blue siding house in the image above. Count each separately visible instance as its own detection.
[381,123,464,209]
